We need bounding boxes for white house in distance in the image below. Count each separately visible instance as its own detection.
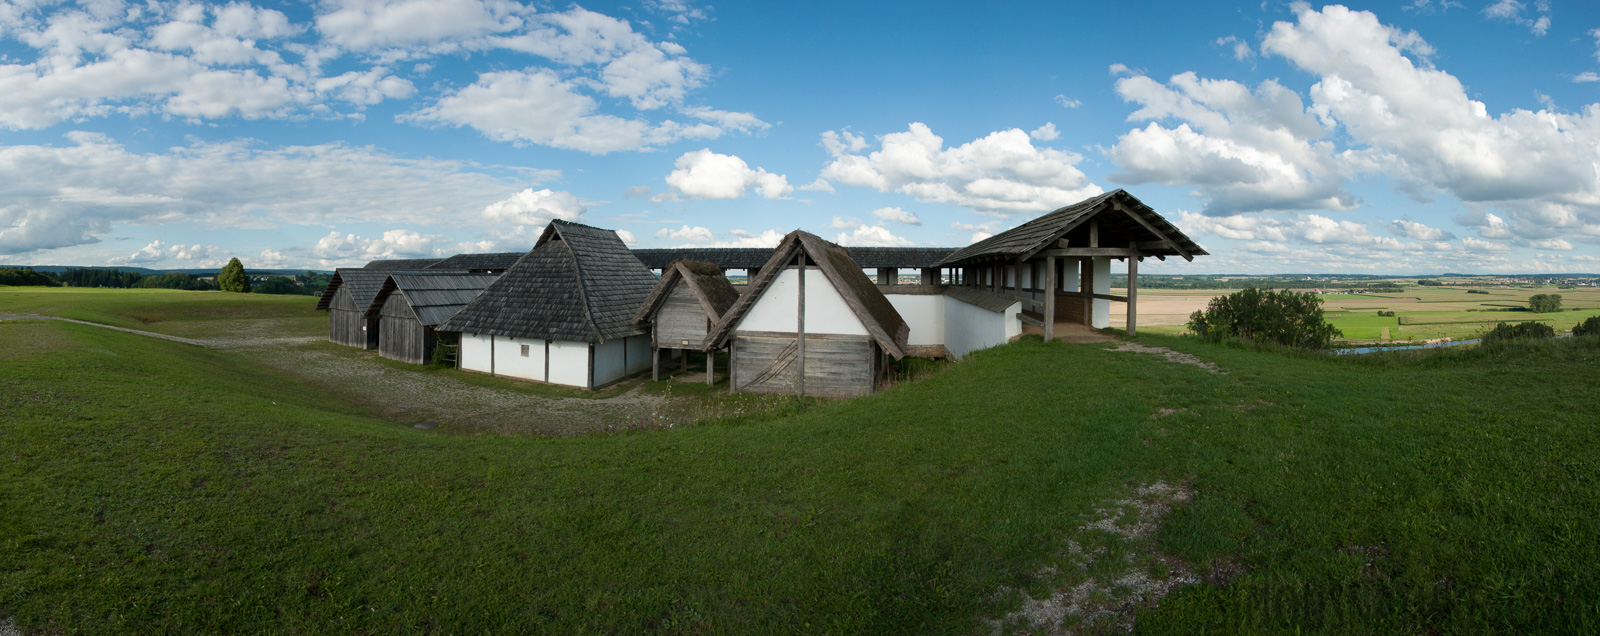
[436,220,657,389]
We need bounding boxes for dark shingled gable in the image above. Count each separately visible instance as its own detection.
[363,258,446,270]
[367,272,498,326]
[316,268,400,311]
[633,260,742,327]
[704,230,909,359]
[425,252,525,272]
[938,189,1208,266]
[436,220,658,342]
[631,247,956,270]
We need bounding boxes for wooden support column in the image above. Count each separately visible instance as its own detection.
[1044,255,1057,341]
[707,347,715,386]
[921,267,939,285]
[681,347,688,372]
[990,264,999,293]
[796,253,806,397]
[489,335,495,376]
[652,347,660,381]
[1080,259,1092,326]
[1127,245,1139,336]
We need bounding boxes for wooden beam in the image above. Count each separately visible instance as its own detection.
[1018,314,1045,328]
[1116,202,1192,262]
[796,252,805,397]
[1037,247,1148,258]
[652,347,660,382]
[1044,255,1056,341]
[707,347,715,386]
[1127,242,1139,336]
[1056,290,1130,302]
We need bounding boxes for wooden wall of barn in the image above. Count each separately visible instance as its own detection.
[327,286,377,349]
[652,283,710,348]
[730,332,874,398]
[378,293,431,364]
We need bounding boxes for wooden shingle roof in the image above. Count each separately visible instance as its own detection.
[363,258,446,270]
[425,252,525,272]
[435,220,658,342]
[938,189,1207,266]
[368,272,499,326]
[631,247,956,270]
[704,230,909,359]
[632,260,742,326]
[316,268,398,311]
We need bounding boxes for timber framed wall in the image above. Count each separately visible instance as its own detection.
[730,331,876,398]
[327,286,378,349]
[377,292,430,364]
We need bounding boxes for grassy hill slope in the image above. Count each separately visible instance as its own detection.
[3,294,1600,632]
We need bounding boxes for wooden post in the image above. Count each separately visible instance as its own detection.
[1044,256,1057,341]
[796,252,806,397]
[490,335,495,376]
[707,347,715,386]
[652,347,660,381]
[1080,259,1092,326]
[990,264,999,293]
[1127,245,1139,336]
[681,347,688,372]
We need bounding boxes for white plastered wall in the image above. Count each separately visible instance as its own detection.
[885,294,945,347]
[548,340,590,387]
[738,269,868,336]
[492,335,547,381]
[945,296,1023,359]
[593,338,627,387]
[1063,259,1080,293]
[460,333,493,373]
[1092,256,1112,329]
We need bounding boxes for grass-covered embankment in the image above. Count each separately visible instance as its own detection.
[4,303,1600,632]
[0,286,323,339]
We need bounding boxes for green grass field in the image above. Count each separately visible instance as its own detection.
[5,288,1600,632]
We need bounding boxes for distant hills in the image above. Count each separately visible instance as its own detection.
[1,265,330,276]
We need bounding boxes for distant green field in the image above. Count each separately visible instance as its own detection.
[0,286,323,339]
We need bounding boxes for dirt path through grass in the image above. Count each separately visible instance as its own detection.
[0,314,208,346]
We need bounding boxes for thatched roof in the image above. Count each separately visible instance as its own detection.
[368,272,499,326]
[316,268,396,311]
[363,258,446,270]
[704,231,909,359]
[436,220,658,342]
[633,260,742,326]
[425,252,525,272]
[938,189,1207,266]
[632,247,955,270]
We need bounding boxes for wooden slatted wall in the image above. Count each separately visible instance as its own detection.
[731,332,873,398]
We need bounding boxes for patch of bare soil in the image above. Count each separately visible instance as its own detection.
[1109,342,1225,374]
[984,482,1216,635]
[0,617,18,636]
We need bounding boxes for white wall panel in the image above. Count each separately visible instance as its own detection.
[945,296,1021,359]
[492,336,546,381]
[885,294,945,346]
[548,340,590,388]
[738,269,868,336]
[460,333,493,373]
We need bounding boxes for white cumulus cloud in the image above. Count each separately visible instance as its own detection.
[660,149,792,200]
[820,123,1101,216]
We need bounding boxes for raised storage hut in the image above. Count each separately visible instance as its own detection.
[367,271,498,364]
[437,220,658,390]
[704,230,909,399]
[632,260,742,382]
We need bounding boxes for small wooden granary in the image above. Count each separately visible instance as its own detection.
[316,268,395,349]
[632,260,742,383]
[704,230,909,399]
[367,271,498,364]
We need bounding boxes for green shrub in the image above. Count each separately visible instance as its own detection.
[1187,288,1342,349]
[218,258,251,293]
[1528,293,1563,313]
[1481,321,1555,345]
[1377,310,1395,317]
[1572,316,1600,337]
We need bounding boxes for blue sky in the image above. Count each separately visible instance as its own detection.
[3,0,1600,274]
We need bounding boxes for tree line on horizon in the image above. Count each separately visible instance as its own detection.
[0,261,330,295]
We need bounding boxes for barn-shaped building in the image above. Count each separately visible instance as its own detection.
[317,268,396,349]
[437,220,658,389]
[632,260,742,382]
[367,271,497,364]
[704,231,909,399]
